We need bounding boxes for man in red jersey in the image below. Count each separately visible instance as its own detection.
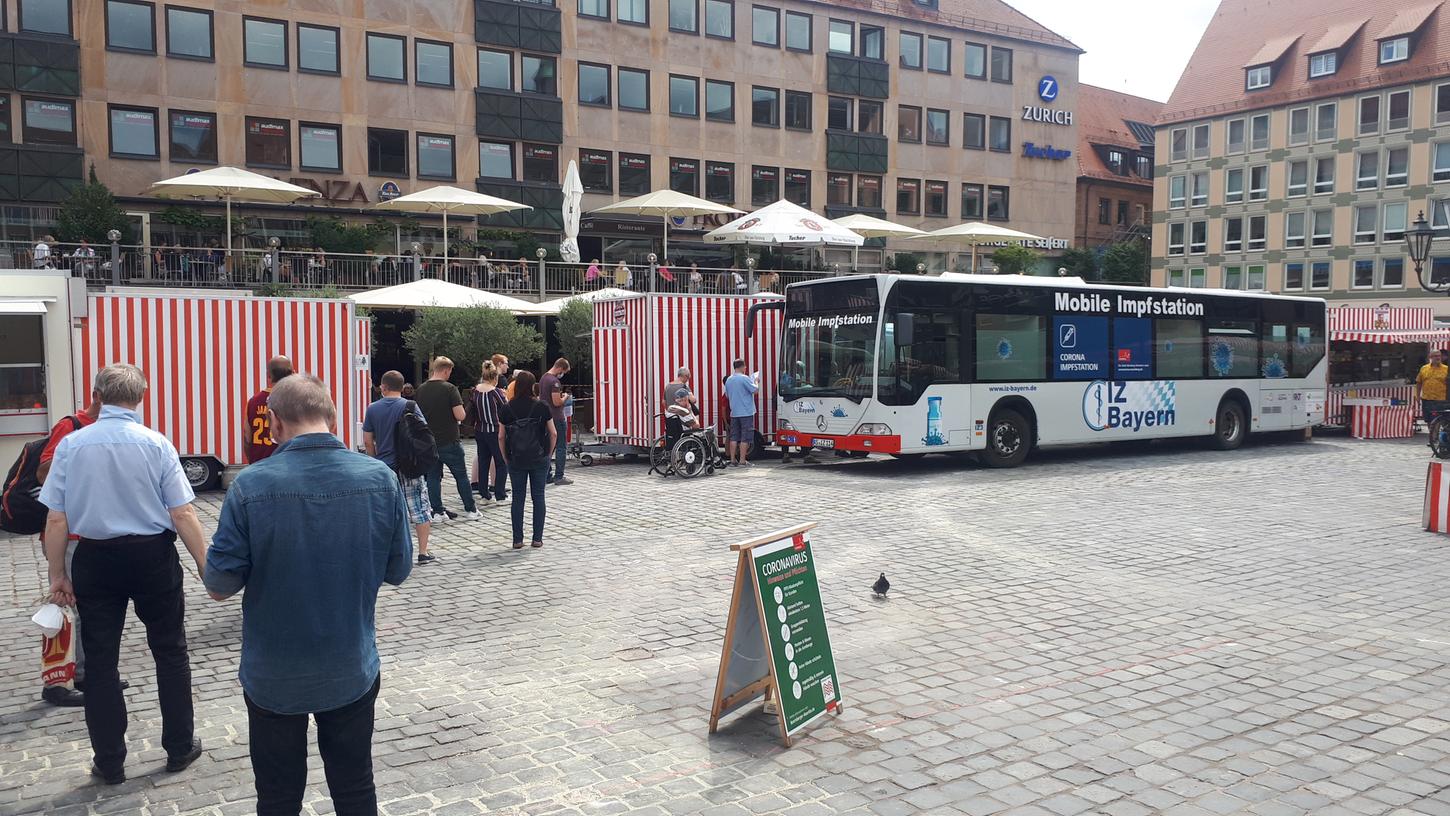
[244,357,293,464]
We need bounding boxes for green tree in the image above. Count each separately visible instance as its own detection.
[888,252,925,274]
[557,298,593,382]
[1057,246,1100,280]
[306,216,394,254]
[1101,240,1149,285]
[990,245,1042,276]
[403,307,544,384]
[55,166,133,244]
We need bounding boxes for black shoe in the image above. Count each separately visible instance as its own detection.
[42,686,84,707]
[445,510,459,520]
[74,679,129,693]
[165,738,203,773]
[417,553,438,565]
[90,764,125,785]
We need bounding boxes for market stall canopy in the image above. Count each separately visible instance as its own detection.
[373,185,531,267]
[830,213,926,238]
[147,166,322,254]
[704,200,864,246]
[591,190,744,260]
[1332,329,1450,344]
[532,287,637,315]
[348,278,550,313]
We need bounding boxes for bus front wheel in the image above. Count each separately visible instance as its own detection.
[981,409,1031,468]
[1210,399,1246,451]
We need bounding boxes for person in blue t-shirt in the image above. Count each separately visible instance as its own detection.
[723,359,759,466]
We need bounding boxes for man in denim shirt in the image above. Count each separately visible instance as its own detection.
[205,375,412,816]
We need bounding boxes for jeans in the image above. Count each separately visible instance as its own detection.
[476,431,507,500]
[548,418,567,482]
[509,463,549,543]
[425,441,476,514]
[72,532,194,776]
[246,674,380,816]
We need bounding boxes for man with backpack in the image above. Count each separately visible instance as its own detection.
[363,371,437,565]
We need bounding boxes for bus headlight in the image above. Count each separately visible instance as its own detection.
[778,418,794,431]
[853,423,893,436]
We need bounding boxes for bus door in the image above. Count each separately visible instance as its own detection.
[879,309,971,450]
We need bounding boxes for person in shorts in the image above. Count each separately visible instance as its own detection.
[363,371,435,565]
[723,359,759,466]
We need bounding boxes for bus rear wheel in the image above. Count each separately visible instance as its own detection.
[1210,399,1246,451]
[981,409,1031,468]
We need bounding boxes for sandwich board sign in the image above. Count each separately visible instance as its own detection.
[709,521,841,747]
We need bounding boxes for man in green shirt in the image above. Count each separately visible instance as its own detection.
[414,356,480,522]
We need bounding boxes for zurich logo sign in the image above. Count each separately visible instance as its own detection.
[1038,76,1059,103]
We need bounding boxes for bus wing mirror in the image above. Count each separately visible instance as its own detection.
[895,313,915,347]
[746,301,784,338]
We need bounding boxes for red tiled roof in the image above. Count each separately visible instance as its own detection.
[1306,19,1367,55]
[1162,0,1449,123]
[810,0,1080,51]
[1380,2,1442,41]
[1076,85,1163,185]
[1244,35,1300,68]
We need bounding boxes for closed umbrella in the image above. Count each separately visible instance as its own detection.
[704,199,864,246]
[560,161,584,264]
[913,222,1043,274]
[590,189,742,262]
[373,185,530,269]
[147,166,321,257]
[831,213,925,272]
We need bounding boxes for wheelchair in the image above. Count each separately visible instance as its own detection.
[649,413,726,478]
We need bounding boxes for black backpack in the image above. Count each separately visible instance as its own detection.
[393,401,438,479]
[2,417,79,535]
[506,409,549,467]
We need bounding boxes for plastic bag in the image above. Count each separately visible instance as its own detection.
[31,603,64,637]
[39,606,77,687]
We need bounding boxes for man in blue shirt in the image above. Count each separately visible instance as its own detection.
[40,363,208,785]
[206,374,412,816]
[723,359,760,466]
[363,370,434,564]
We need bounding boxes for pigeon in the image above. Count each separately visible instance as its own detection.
[872,573,890,598]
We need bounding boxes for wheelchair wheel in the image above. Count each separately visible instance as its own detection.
[673,436,709,479]
[649,435,673,476]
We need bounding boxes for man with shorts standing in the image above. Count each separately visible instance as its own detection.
[723,359,759,466]
[243,356,292,464]
[363,371,435,566]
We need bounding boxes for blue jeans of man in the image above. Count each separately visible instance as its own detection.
[509,463,549,543]
[547,418,567,482]
[425,442,476,514]
[475,432,507,501]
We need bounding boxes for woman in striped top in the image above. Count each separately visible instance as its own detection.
[473,361,509,504]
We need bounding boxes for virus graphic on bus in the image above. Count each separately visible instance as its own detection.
[830,406,848,417]
[1210,339,1234,376]
[997,339,1013,360]
[1261,354,1287,379]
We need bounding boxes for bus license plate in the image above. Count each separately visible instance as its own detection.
[812,437,835,449]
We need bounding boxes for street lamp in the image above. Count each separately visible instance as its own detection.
[1407,210,1440,293]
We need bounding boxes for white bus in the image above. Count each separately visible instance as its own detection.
[759,274,1327,467]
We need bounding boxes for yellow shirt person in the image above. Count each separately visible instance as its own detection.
[1417,353,1448,402]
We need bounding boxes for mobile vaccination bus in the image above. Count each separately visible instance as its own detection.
[759,274,1327,467]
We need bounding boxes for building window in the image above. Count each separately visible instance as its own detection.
[1170,128,1186,161]
[1248,164,1267,201]
[522,144,557,182]
[963,113,984,150]
[521,55,556,95]
[827,96,852,131]
[478,48,512,90]
[990,46,1011,82]
[1167,269,1185,286]
[1188,268,1206,287]
[752,6,778,46]
[1245,65,1270,89]
[857,175,882,209]
[987,185,1009,220]
[1311,209,1332,247]
[1387,90,1410,131]
[1435,143,1450,182]
[1288,106,1309,145]
[1248,215,1266,251]
[578,0,609,18]
[1358,95,1379,135]
[751,86,779,127]
[925,180,947,217]
[1309,51,1337,77]
[824,172,850,206]
[366,33,406,82]
[1284,160,1306,197]
[168,110,216,163]
[298,122,341,171]
[1285,211,1306,249]
[1315,102,1336,141]
[1169,175,1186,209]
[618,68,649,111]
[20,0,73,35]
[1220,167,1241,202]
[964,42,986,79]
[899,31,921,70]
[784,91,811,130]
[1191,123,1209,158]
[1353,205,1376,245]
[1189,220,1206,254]
[366,127,408,176]
[1224,217,1242,251]
[479,141,513,179]
[988,116,1010,152]
[1435,257,1450,286]
[961,183,983,219]
[415,40,453,87]
[925,36,949,73]
[705,79,734,121]
[1249,114,1269,151]
[785,11,810,50]
[1355,151,1378,190]
[579,149,612,191]
[243,17,287,68]
[1226,119,1244,154]
[1223,266,1242,289]
[1284,262,1304,290]
[1438,84,1450,125]
[925,109,948,145]
[1383,201,1408,242]
[1383,257,1405,288]
[1310,261,1330,290]
[417,134,455,179]
[1313,156,1334,195]
[1107,150,1125,175]
[108,106,158,158]
[859,25,883,59]
[298,24,339,74]
[165,6,212,60]
[669,75,698,117]
[618,0,647,25]
[670,0,697,33]
[1167,222,1184,256]
[704,0,732,38]
[578,63,610,106]
[898,105,921,142]
[1379,36,1409,64]
[706,161,734,202]
[1386,146,1408,187]
[895,178,920,215]
[784,169,810,207]
[858,100,883,135]
[1097,198,1111,225]
[751,165,778,205]
[828,19,852,53]
[1190,171,1207,207]
[619,153,649,194]
[245,116,290,168]
[1247,265,1266,289]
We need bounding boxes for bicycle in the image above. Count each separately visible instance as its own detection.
[1427,402,1450,459]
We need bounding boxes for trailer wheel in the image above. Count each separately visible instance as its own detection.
[579,454,595,467]
[182,458,220,492]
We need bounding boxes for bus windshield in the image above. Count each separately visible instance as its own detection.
[779,280,880,402]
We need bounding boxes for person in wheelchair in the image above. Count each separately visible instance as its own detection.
[665,394,709,444]
[658,394,723,475]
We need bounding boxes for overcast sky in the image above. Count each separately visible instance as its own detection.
[1007,0,1220,102]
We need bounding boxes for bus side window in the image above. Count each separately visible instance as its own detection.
[975,313,1046,382]
[1156,318,1204,378]
[881,310,965,404]
[1291,323,1324,377]
[1207,320,1258,378]
[1262,323,1290,378]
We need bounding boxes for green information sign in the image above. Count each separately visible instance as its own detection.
[750,530,841,736]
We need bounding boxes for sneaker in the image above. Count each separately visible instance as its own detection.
[417,553,438,565]
[164,738,203,773]
[461,510,482,521]
[430,512,449,524]
[552,476,575,486]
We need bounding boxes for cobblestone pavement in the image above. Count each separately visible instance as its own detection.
[3,434,1450,816]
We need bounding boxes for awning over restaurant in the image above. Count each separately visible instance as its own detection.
[1331,329,1450,344]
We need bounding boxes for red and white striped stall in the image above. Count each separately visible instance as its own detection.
[1329,306,1450,439]
[77,293,371,485]
[592,293,783,448]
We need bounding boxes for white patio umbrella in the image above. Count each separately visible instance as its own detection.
[373,185,530,269]
[590,189,743,262]
[532,287,637,315]
[348,278,551,314]
[914,222,1044,274]
[704,200,864,246]
[146,166,321,256]
[832,213,926,272]
[559,161,584,264]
